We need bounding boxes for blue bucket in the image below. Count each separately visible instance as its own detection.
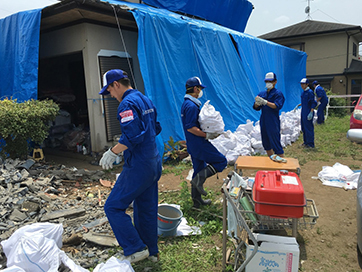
[157,204,183,237]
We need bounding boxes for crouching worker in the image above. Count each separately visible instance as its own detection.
[181,76,227,208]
[99,69,162,263]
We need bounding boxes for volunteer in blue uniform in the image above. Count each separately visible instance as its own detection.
[299,78,317,148]
[313,80,328,124]
[181,76,227,208]
[253,72,285,160]
[99,69,162,263]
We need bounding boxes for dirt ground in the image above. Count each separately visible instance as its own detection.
[46,150,361,271]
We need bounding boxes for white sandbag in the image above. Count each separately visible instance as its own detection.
[1,223,88,272]
[93,257,134,272]
[1,222,63,257]
[235,120,254,135]
[199,100,224,134]
[209,137,228,156]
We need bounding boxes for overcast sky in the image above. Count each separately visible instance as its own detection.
[1,0,361,38]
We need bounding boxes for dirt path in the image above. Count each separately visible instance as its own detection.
[47,151,361,271]
[159,158,361,271]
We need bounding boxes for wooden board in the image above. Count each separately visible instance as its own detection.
[235,156,300,174]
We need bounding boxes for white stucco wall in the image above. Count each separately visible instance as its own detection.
[39,23,142,152]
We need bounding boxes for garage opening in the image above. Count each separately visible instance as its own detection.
[38,51,90,152]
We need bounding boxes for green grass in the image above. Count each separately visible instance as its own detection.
[284,115,362,164]
[107,115,362,272]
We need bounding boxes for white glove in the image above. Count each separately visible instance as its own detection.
[206,132,220,140]
[255,96,267,106]
[99,148,118,170]
[293,104,300,112]
[307,111,313,121]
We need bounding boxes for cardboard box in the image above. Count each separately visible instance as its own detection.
[246,233,299,272]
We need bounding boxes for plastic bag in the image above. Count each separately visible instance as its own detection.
[93,257,134,272]
[199,100,224,134]
[1,222,63,257]
[1,223,88,272]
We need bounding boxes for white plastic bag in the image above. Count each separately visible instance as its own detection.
[1,223,88,272]
[93,257,134,272]
[199,100,224,134]
[1,222,63,257]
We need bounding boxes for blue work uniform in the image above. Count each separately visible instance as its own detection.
[315,85,328,124]
[104,89,162,257]
[301,88,317,147]
[253,88,285,155]
[181,95,227,177]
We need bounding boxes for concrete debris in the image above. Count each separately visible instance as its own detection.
[0,158,123,270]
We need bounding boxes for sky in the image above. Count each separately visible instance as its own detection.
[0,0,361,38]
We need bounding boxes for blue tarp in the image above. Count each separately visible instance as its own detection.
[0,1,307,151]
[114,2,307,145]
[0,9,42,102]
[141,0,253,33]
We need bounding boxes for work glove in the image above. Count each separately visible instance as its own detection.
[307,111,313,121]
[206,132,220,140]
[99,148,118,170]
[255,96,267,106]
[293,104,300,112]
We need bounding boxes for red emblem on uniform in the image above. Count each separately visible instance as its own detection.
[120,110,134,123]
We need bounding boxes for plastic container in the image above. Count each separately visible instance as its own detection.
[157,204,183,237]
[253,170,306,218]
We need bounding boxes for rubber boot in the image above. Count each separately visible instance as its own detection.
[191,165,217,196]
[191,185,211,208]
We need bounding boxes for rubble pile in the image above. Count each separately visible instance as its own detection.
[0,158,122,270]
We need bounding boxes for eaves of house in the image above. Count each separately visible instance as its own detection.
[258,19,362,42]
[40,0,138,33]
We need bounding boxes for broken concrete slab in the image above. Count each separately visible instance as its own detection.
[40,208,86,222]
[83,232,119,247]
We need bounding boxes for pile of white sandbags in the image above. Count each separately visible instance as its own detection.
[208,109,302,164]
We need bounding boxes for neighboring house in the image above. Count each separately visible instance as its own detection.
[259,20,362,97]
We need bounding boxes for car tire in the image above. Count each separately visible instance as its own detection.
[358,244,362,269]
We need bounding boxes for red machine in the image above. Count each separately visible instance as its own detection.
[253,170,306,218]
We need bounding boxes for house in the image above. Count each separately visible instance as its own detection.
[259,20,362,97]
[0,0,307,154]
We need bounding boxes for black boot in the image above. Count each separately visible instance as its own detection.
[191,165,217,196]
[191,185,211,208]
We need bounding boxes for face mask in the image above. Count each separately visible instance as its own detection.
[198,90,203,98]
[265,82,273,90]
[305,86,310,91]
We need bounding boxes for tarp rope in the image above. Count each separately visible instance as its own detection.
[111,4,138,90]
[215,33,246,120]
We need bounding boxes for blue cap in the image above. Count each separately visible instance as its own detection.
[99,69,128,95]
[264,72,277,82]
[312,80,318,85]
[185,77,206,89]
[300,78,309,84]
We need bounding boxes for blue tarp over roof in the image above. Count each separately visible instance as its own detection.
[108,1,307,145]
[0,1,307,150]
[141,0,253,33]
[0,9,42,102]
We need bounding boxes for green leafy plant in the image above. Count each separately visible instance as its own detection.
[163,136,188,162]
[326,89,348,117]
[0,98,59,159]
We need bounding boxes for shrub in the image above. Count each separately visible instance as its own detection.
[326,89,348,117]
[0,99,59,159]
